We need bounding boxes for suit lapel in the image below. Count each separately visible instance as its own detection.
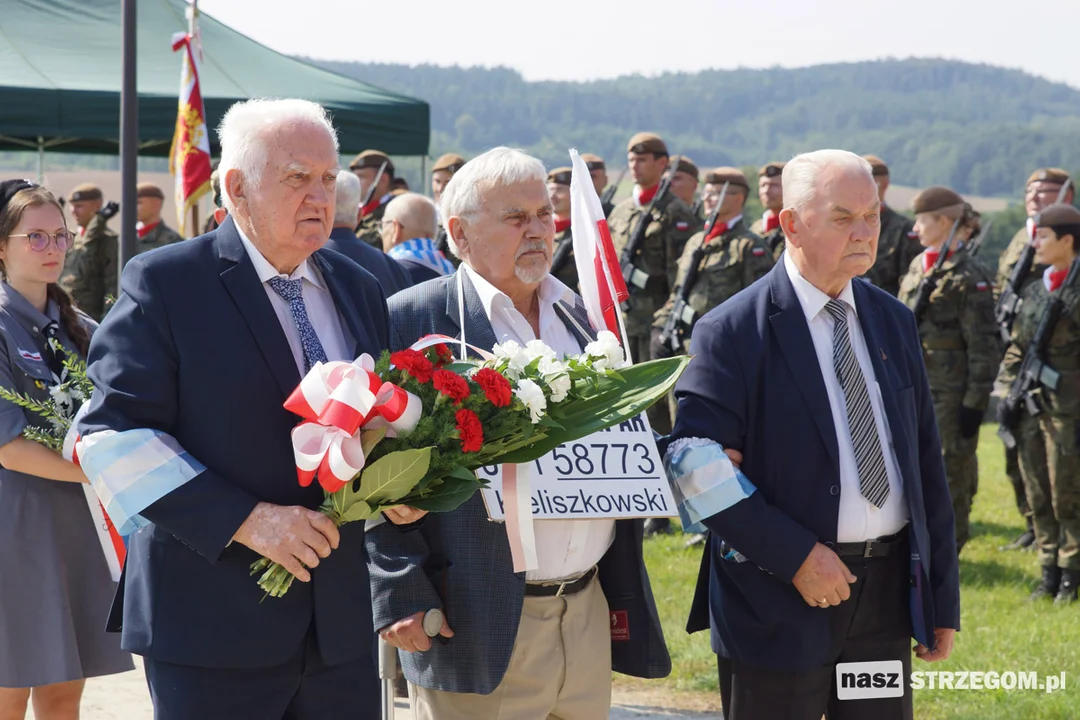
[767,266,840,467]
[215,217,299,398]
[444,270,499,357]
[312,250,368,359]
[555,299,597,349]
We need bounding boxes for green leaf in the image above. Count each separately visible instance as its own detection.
[354,447,432,505]
[447,465,478,482]
[406,474,483,512]
[360,426,387,456]
[538,415,564,429]
[339,499,375,523]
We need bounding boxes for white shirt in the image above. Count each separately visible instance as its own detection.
[462,265,617,581]
[237,226,350,373]
[783,253,909,542]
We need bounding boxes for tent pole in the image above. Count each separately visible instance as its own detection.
[119,0,138,278]
[421,156,427,197]
[37,137,45,183]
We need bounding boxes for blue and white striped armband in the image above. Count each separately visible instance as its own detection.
[663,437,757,535]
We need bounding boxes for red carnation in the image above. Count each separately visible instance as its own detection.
[473,368,512,408]
[433,369,470,404]
[390,349,434,383]
[455,409,484,453]
[432,343,454,367]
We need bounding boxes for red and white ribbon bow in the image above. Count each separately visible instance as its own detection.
[284,354,422,493]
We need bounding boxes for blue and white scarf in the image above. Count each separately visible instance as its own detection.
[387,237,456,276]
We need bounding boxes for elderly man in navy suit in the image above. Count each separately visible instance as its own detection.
[77,99,414,720]
[366,147,669,720]
[325,169,410,294]
[668,149,960,720]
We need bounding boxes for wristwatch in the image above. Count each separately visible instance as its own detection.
[422,608,445,637]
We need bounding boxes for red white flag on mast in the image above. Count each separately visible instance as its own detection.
[169,2,212,236]
[568,149,632,354]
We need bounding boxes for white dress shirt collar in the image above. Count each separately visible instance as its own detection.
[462,264,576,322]
[783,250,857,324]
[236,223,326,291]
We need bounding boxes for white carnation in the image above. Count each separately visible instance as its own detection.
[537,356,570,403]
[514,378,547,424]
[492,340,530,376]
[524,339,556,363]
[584,330,627,370]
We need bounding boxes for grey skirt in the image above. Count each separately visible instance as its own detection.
[0,470,133,688]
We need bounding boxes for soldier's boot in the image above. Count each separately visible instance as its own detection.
[644,518,674,537]
[1030,565,1062,601]
[1001,517,1036,551]
[1054,570,1079,605]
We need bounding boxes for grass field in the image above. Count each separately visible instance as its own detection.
[615,426,1080,718]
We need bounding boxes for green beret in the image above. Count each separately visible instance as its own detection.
[349,150,394,176]
[68,183,102,202]
[913,186,965,214]
[431,153,465,174]
[547,167,572,186]
[627,132,667,156]
[1036,203,1080,228]
[581,153,605,171]
[759,161,785,179]
[136,182,165,200]
[1027,167,1070,187]
[703,167,750,192]
[862,154,889,177]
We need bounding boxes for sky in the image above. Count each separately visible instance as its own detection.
[197,0,1080,88]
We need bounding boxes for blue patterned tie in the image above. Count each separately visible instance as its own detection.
[266,276,328,373]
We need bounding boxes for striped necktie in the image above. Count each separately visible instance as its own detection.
[266,276,328,373]
[823,299,890,508]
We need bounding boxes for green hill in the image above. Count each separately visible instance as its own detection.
[311,57,1080,199]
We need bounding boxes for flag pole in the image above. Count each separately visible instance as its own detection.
[119,0,138,278]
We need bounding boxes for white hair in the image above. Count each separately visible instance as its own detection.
[440,147,547,257]
[334,169,362,226]
[782,149,874,211]
[217,98,339,215]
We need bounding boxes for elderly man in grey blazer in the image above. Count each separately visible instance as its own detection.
[366,147,670,720]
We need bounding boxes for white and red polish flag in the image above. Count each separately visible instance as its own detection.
[168,1,212,237]
[568,149,632,354]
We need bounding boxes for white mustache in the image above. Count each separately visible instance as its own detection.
[516,241,549,260]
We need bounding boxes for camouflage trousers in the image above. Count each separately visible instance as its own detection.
[935,398,979,553]
[626,329,672,434]
[1004,443,1031,518]
[1017,412,1080,570]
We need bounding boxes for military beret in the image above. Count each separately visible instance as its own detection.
[674,157,700,180]
[627,132,668,156]
[1027,167,1070,187]
[581,153,606,171]
[1035,203,1080,229]
[349,150,394,175]
[759,161,785,179]
[862,154,889,177]
[0,179,37,217]
[913,186,965,214]
[703,167,750,192]
[547,167,572,186]
[69,183,103,202]
[431,153,466,174]
[136,182,165,200]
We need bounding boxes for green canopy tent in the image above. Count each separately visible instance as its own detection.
[0,0,430,162]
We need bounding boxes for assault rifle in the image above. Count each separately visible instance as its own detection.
[910,216,962,324]
[656,181,730,354]
[967,219,992,258]
[997,254,1080,449]
[996,177,1073,341]
[619,155,681,299]
[550,228,574,277]
[600,167,628,210]
[354,160,389,232]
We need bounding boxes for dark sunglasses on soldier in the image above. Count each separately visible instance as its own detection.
[9,230,76,252]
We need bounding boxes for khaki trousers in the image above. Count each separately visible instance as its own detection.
[409,576,612,720]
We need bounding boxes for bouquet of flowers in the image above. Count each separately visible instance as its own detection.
[0,342,91,449]
[252,330,689,597]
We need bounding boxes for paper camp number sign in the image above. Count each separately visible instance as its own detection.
[480,413,678,520]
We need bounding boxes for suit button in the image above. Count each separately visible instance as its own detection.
[830,485,840,496]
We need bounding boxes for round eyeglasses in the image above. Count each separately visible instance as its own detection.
[9,230,76,252]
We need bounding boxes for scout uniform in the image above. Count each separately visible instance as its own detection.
[134,183,183,256]
[581,153,615,218]
[59,184,117,322]
[607,133,699,434]
[862,155,920,296]
[351,150,395,248]
[546,167,578,293]
[749,162,786,261]
[996,203,1080,603]
[897,187,1000,552]
[432,153,466,266]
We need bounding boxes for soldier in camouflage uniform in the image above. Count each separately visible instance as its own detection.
[546,166,578,293]
[862,155,920,296]
[996,203,1080,603]
[996,169,1074,549]
[350,150,395,248]
[134,182,184,256]
[898,186,1000,553]
[608,132,699,435]
[60,183,117,321]
[667,157,702,223]
[750,162,786,260]
[581,153,615,217]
